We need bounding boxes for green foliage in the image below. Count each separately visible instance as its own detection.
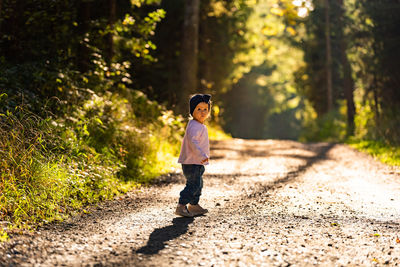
[0,0,77,63]
[299,106,347,142]
[219,0,306,139]
[114,9,165,63]
[198,0,259,94]
[0,89,183,229]
[0,106,123,228]
[55,87,184,183]
[346,0,400,145]
[0,0,187,231]
[0,0,165,106]
[138,0,302,111]
[296,0,400,144]
[347,139,400,166]
[295,0,347,117]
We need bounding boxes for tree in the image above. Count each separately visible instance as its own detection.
[77,0,91,73]
[0,0,2,28]
[354,0,400,143]
[296,0,347,117]
[106,0,116,66]
[337,0,355,136]
[179,0,200,114]
[324,0,333,112]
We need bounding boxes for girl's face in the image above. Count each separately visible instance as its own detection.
[192,102,209,124]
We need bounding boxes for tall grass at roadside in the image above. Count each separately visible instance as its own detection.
[347,139,400,166]
[0,89,184,231]
[0,107,128,229]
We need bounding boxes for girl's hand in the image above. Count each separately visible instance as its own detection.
[201,158,209,164]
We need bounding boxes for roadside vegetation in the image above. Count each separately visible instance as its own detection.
[0,90,181,230]
[346,139,400,167]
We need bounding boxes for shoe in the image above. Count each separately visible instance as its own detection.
[188,204,208,216]
[175,205,193,217]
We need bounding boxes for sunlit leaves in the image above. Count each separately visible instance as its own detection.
[286,27,297,36]
[270,6,285,16]
[114,9,165,64]
[262,25,279,36]
[292,0,314,18]
[131,0,161,7]
[209,0,306,138]
[122,15,135,26]
[208,1,229,17]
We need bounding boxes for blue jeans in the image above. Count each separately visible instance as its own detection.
[179,164,205,205]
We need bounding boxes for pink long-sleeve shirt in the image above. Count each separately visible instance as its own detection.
[178,119,210,165]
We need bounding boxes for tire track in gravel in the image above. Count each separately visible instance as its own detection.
[1,139,399,266]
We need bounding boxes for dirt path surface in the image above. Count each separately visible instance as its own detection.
[1,139,400,266]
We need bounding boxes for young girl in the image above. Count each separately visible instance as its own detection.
[175,94,211,217]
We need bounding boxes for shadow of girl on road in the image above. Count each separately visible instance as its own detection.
[135,217,194,255]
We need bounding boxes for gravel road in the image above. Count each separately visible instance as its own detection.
[1,139,400,266]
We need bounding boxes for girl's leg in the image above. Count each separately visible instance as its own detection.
[179,164,203,205]
[190,165,205,205]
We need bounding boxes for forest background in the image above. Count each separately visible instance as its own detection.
[0,0,399,234]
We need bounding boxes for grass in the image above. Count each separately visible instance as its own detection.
[347,139,400,166]
[0,108,136,233]
[0,90,185,237]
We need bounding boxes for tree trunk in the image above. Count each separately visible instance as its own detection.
[337,0,355,136]
[77,1,91,73]
[199,5,212,93]
[325,0,333,112]
[0,0,2,37]
[372,41,380,129]
[343,54,356,136]
[106,0,116,66]
[7,0,20,61]
[373,71,380,127]
[179,0,200,114]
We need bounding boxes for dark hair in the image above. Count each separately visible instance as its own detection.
[189,94,212,116]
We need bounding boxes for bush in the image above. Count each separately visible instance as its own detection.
[66,88,184,182]
[0,106,124,228]
[0,89,183,229]
[347,139,400,166]
[300,108,347,142]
